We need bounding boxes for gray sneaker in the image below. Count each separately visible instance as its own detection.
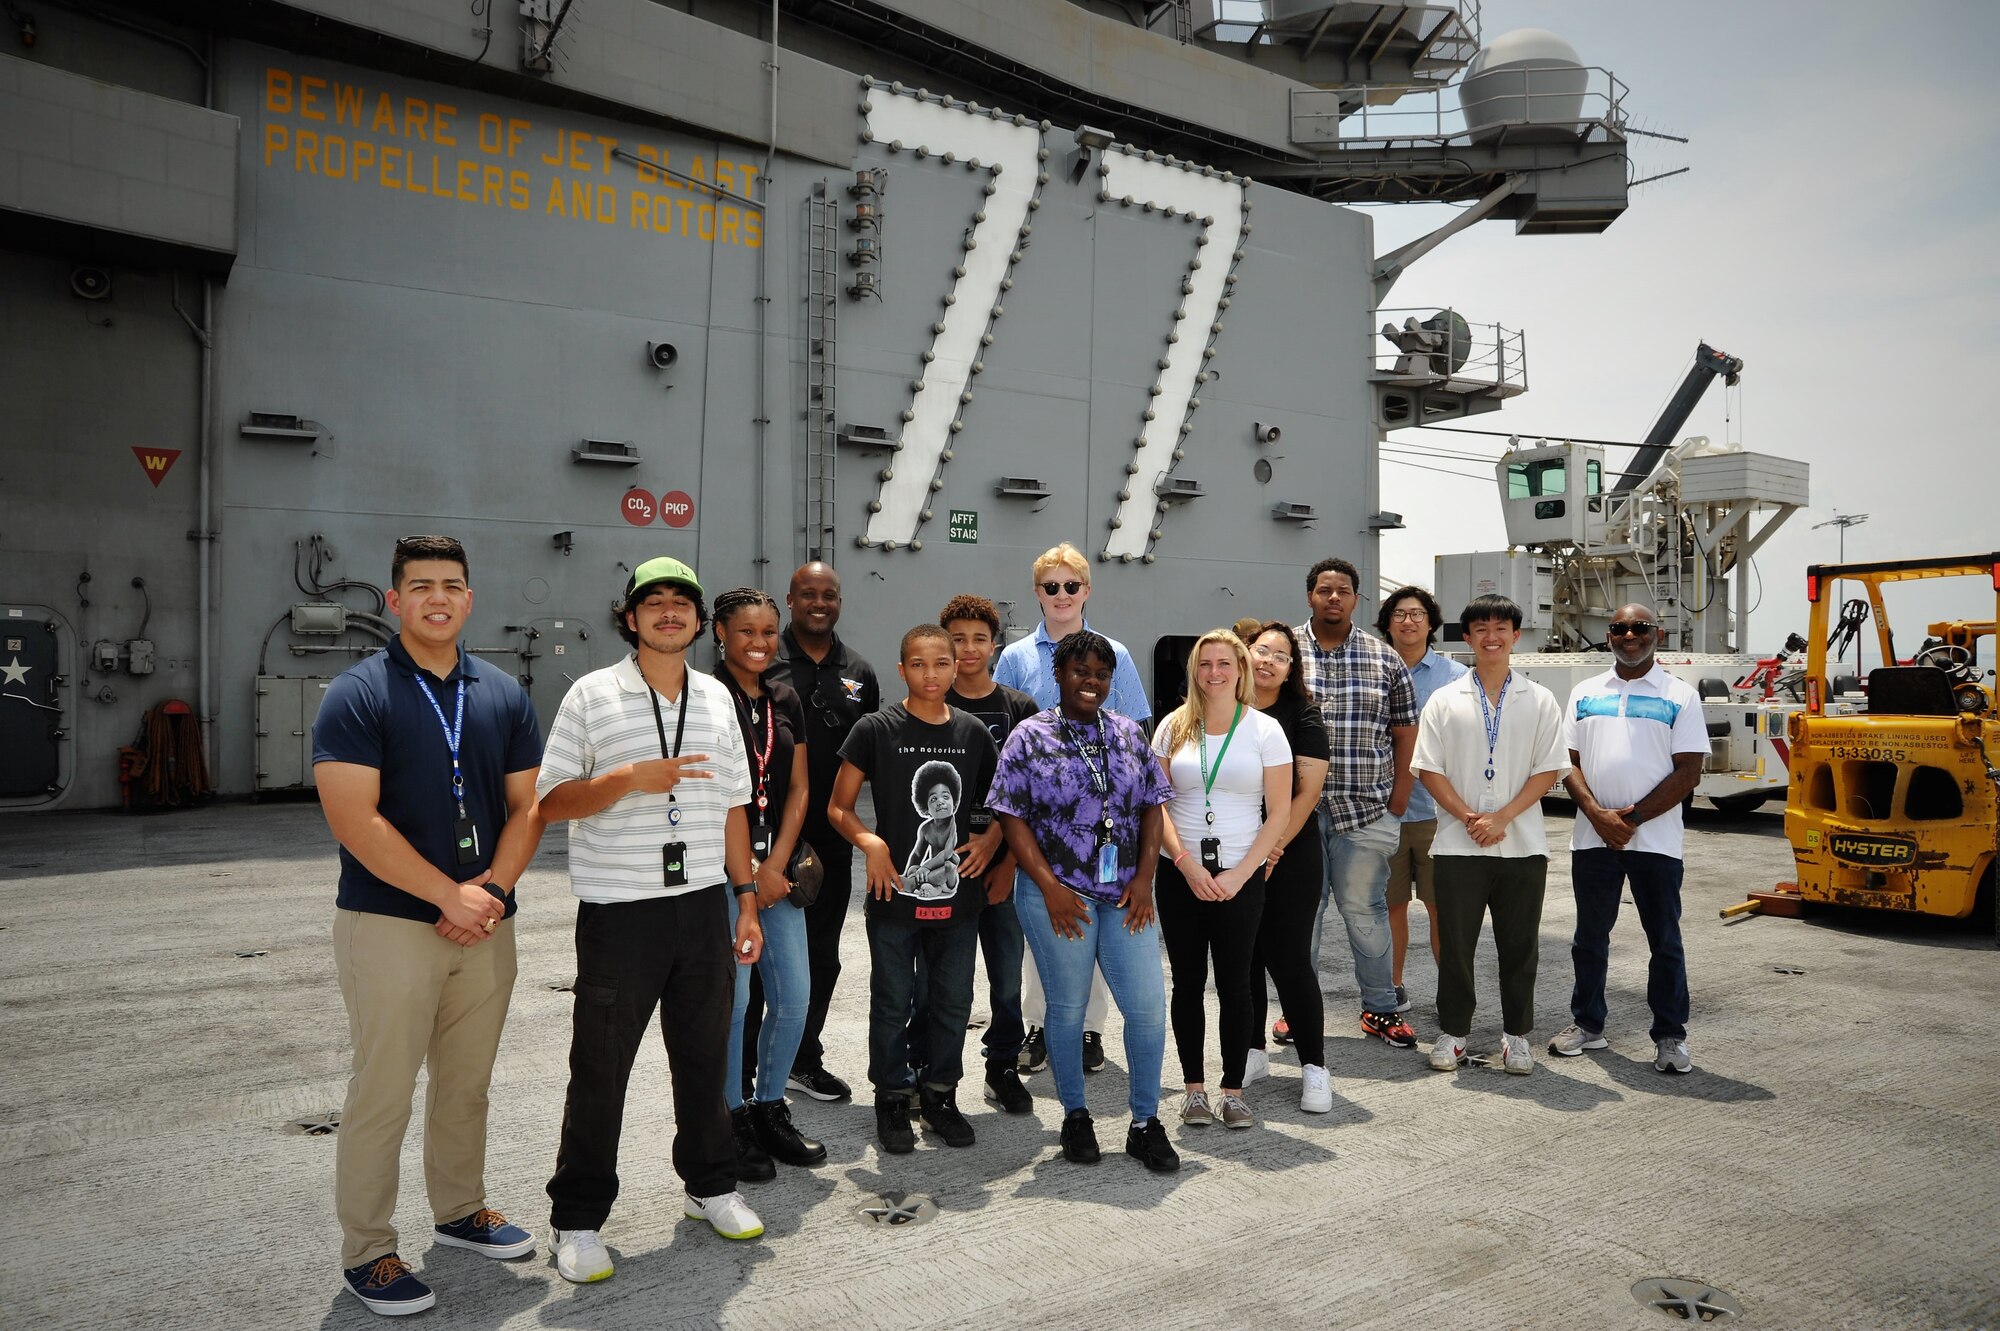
[1218,1093,1254,1129]
[1180,1089,1214,1126]
[1654,1038,1693,1074]
[1548,1024,1608,1057]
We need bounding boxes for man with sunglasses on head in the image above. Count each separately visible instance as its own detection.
[771,560,881,1103]
[993,543,1150,1074]
[1552,603,1708,1075]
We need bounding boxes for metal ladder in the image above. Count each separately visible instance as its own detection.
[804,182,839,562]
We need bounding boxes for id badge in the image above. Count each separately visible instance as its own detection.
[1096,841,1120,885]
[1199,837,1223,874]
[662,841,689,888]
[453,816,480,866]
[1478,782,1500,814]
[750,821,774,862]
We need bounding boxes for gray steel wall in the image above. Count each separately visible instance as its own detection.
[5,33,1383,808]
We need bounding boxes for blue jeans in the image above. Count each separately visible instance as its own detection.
[1569,848,1689,1042]
[726,891,810,1109]
[866,905,981,1093]
[911,892,1026,1072]
[1014,871,1165,1122]
[1310,811,1400,1014]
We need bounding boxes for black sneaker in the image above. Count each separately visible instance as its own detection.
[342,1253,435,1316]
[730,1104,776,1182]
[874,1092,916,1155]
[917,1085,976,1148]
[787,1067,852,1102]
[983,1065,1033,1115]
[1125,1116,1181,1173]
[1082,1031,1106,1072]
[750,1098,827,1166]
[1019,1026,1048,1074]
[1060,1108,1101,1164]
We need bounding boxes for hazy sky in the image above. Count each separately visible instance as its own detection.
[1367,1,1999,649]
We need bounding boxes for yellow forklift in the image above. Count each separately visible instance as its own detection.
[1755,554,1999,926]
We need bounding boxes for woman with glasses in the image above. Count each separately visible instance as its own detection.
[712,588,827,1178]
[989,630,1180,1170]
[1151,630,1294,1130]
[1240,622,1335,1113]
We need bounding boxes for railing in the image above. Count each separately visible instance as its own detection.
[1198,0,1480,66]
[1292,64,1627,147]
[1372,306,1526,396]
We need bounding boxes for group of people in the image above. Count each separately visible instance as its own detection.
[312,535,1707,1317]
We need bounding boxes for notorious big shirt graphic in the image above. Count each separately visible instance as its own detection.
[838,704,997,926]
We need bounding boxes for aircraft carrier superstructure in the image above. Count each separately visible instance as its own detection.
[1,0,1638,807]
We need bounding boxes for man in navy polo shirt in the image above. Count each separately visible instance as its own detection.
[313,534,545,1317]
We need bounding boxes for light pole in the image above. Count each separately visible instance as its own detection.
[1812,511,1870,674]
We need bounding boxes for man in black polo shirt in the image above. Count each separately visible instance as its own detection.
[313,534,545,1317]
[764,560,880,1102]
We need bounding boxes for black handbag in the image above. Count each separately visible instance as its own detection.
[785,841,823,909]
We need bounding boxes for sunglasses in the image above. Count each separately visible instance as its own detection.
[1607,621,1658,637]
[1039,580,1084,596]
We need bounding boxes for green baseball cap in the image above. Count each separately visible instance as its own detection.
[623,556,703,608]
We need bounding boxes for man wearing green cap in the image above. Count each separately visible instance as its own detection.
[536,557,766,1284]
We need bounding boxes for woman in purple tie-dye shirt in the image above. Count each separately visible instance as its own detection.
[987,631,1180,1173]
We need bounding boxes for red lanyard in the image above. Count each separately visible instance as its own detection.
[747,693,775,817]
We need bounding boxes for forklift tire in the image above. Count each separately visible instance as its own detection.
[1709,794,1771,815]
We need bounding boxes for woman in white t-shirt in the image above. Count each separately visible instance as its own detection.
[1152,630,1293,1131]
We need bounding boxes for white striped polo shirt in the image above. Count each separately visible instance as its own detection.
[537,655,752,903]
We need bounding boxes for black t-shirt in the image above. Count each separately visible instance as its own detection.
[1259,688,1331,794]
[945,682,1039,774]
[776,627,880,847]
[720,673,805,841]
[838,703,997,927]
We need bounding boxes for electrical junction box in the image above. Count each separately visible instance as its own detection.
[256,676,335,790]
[93,639,120,671]
[126,639,156,675]
[292,602,347,634]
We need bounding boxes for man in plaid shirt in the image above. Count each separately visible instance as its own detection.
[1292,557,1421,1049]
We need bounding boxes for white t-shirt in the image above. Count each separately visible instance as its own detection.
[537,656,752,902]
[1152,705,1292,866]
[1564,664,1711,857]
[1410,671,1568,858]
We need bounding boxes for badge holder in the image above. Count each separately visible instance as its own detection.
[1095,813,1119,885]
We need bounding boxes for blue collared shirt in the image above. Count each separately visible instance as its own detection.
[992,620,1152,727]
[1399,646,1467,823]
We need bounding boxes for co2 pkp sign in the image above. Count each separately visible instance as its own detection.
[620,488,697,528]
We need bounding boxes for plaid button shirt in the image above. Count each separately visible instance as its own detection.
[1292,621,1418,834]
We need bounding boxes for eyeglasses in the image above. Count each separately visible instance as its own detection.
[1389,609,1429,623]
[1249,645,1293,666]
[1039,580,1084,596]
[1607,621,1658,637]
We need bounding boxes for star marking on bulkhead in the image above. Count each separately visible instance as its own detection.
[0,657,30,687]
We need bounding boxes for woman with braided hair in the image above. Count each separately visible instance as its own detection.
[711,587,828,1179]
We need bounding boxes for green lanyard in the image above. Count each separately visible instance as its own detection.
[1197,703,1245,828]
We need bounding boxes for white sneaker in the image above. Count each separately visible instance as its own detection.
[1428,1033,1467,1072]
[552,1228,613,1284]
[1299,1064,1333,1114]
[1654,1038,1693,1074]
[685,1190,764,1240]
[1501,1033,1534,1076]
[1241,1047,1270,1087]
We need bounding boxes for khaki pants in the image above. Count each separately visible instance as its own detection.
[332,908,516,1269]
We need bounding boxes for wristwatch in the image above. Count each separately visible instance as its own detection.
[1627,810,1648,826]
[731,881,759,895]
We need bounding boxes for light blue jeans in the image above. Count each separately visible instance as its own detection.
[1310,810,1401,1015]
[726,890,810,1109]
[1013,871,1165,1123]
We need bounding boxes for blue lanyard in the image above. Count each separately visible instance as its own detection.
[414,674,467,816]
[1473,673,1511,782]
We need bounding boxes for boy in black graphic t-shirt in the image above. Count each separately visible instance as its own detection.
[831,624,999,1154]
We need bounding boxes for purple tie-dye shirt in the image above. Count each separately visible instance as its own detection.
[986,709,1173,902]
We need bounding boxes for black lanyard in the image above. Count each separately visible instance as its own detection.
[643,662,692,827]
[1061,714,1116,842]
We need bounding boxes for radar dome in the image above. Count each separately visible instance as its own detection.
[1461,28,1588,142]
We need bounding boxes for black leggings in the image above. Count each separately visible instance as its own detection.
[1155,857,1267,1089]
[1250,811,1326,1067]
